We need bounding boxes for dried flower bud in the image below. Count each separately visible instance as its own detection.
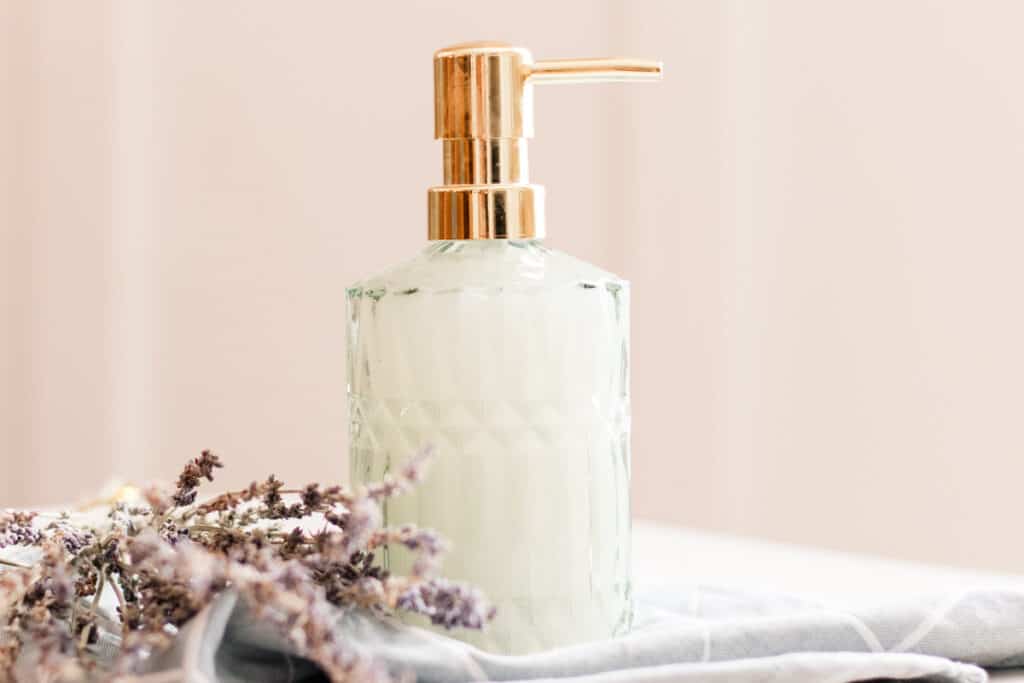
[0,511,42,548]
[396,578,496,630]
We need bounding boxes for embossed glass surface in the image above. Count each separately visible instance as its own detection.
[347,239,631,654]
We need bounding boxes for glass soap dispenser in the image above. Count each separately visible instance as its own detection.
[348,42,661,655]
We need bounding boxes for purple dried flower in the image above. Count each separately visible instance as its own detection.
[0,511,42,548]
[388,524,446,556]
[369,524,448,577]
[398,446,433,486]
[396,578,495,630]
[262,474,284,509]
[301,483,324,510]
[329,498,381,560]
[158,518,186,545]
[195,450,223,481]
[365,447,434,501]
[40,517,95,556]
[0,538,83,680]
[0,447,488,683]
[172,450,223,507]
[172,488,197,507]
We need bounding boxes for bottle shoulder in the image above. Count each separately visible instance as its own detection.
[348,240,627,294]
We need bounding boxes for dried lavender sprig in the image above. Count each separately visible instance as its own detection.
[0,447,493,683]
[364,447,434,501]
[367,525,449,578]
[190,477,355,520]
[1,538,83,682]
[171,450,223,507]
[396,578,497,630]
[0,511,42,549]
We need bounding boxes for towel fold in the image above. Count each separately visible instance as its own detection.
[115,581,1024,683]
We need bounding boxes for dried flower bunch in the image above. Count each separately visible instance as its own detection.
[0,449,494,682]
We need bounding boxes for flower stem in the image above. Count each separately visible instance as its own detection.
[78,564,108,650]
[0,557,30,569]
[108,573,129,636]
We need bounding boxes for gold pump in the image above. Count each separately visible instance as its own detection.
[428,42,663,240]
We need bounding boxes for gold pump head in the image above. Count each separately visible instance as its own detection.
[428,42,662,240]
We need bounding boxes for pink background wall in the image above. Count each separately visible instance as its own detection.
[4,0,1024,571]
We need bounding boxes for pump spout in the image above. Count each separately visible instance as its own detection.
[527,58,663,84]
[428,42,662,241]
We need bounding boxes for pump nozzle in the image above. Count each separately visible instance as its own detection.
[527,58,663,84]
[429,43,662,240]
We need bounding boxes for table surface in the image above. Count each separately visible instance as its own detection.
[633,520,1024,681]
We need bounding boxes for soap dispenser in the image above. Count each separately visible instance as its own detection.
[348,42,661,655]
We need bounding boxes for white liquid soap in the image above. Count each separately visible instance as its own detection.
[347,42,661,655]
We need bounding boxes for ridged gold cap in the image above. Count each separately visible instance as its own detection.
[428,42,662,240]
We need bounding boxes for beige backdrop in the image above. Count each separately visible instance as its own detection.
[3,0,1024,572]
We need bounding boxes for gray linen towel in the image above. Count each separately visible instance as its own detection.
[114,582,1024,683]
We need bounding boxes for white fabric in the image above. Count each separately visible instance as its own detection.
[5,523,1024,682]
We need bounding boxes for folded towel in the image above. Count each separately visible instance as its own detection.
[113,581,1024,683]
